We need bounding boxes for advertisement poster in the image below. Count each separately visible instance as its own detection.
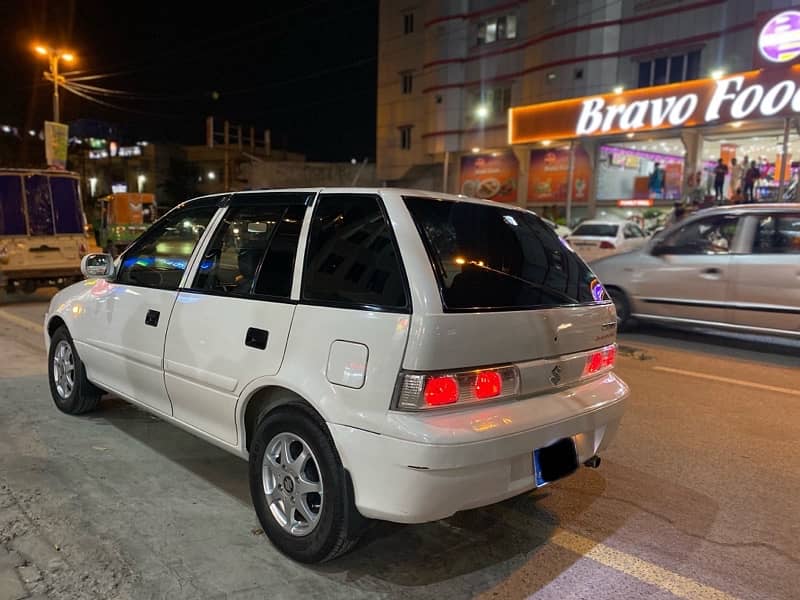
[459,153,518,202]
[44,121,69,169]
[664,163,683,199]
[528,146,591,203]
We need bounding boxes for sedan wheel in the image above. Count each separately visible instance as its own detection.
[52,340,76,399]
[608,287,633,331]
[248,406,367,563]
[48,326,102,415]
[262,432,324,537]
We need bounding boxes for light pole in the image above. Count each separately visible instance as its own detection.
[34,45,75,123]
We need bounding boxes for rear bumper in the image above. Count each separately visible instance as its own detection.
[331,375,628,523]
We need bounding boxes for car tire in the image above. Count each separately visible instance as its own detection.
[248,405,367,563]
[607,287,634,332]
[48,326,102,415]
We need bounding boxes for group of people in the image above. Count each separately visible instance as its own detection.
[711,157,761,204]
[681,157,761,206]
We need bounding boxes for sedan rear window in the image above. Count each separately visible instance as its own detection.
[571,223,619,237]
[403,197,607,311]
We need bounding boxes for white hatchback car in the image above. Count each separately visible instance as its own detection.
[44,188,628,563]
[566,219,648,262]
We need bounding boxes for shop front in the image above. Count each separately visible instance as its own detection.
[509,62,800,228]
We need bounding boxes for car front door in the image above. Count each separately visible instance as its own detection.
[162,192,310,445]
[76,201,220,415]
[728,212,800,336]
[630,213,740,326]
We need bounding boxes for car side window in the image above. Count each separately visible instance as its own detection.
[623,224,636,239]
[116,206,217,290]
[193,205,283,295]
[752,214,800,254]
[302,193,409,311]
[192,204,305,298]
[660,215,739,255]
[632,224,645,238]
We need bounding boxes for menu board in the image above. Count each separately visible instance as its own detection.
[528,147,592,203]
[459,153,519,203]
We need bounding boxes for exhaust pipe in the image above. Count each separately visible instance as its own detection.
[583,455,601,469]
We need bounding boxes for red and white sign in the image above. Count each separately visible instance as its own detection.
[616,199,654,207]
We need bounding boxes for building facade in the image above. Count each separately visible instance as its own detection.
[378,0,800,225]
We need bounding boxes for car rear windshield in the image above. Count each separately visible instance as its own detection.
[571,223,618,237]
[403,196,608,311]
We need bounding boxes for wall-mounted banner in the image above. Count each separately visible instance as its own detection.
[459,153,518,202]
[510,65,800,144]
[528,147,591,204]
[44,121,69,169]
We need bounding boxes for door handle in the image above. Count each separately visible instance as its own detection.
[702,268,721,275]
[245,327,269,350]
[145,309,160,327]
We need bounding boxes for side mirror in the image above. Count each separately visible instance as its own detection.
[81,253,115,279]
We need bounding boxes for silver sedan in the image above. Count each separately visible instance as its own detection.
[590,204,800,338]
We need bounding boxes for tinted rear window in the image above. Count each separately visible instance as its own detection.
[404,197,607,311]
[571,223,618,237]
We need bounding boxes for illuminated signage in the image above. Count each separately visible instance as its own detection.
[759,11,800,64]
[617,199,654,207]
[510,66,800,144]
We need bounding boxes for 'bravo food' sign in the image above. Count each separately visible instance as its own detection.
[509,66,800,144]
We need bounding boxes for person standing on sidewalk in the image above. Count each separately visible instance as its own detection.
[713,158,728,204]
[743,161,759,203]
[730,157,744,203]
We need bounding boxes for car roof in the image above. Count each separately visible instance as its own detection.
[185,187,537,212]
[691,203,800,214]
[573,219,625,226]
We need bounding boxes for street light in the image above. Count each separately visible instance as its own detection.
[33,44,76,123]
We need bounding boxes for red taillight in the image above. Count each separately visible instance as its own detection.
[474,370,502,399]
[424,376,459,406]
[599,241,616,249]
[583,345,616,376]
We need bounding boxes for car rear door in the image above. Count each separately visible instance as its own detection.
[163,192,310,445]
[728,211,800,336]
[631,213,740,325]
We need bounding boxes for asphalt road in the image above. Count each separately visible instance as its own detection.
[0,290,798,600]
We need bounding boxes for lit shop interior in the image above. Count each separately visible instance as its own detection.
[593,120,800,229]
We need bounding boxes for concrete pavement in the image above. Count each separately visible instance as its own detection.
[0,296,798,599]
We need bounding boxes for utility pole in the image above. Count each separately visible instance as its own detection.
[34,45,75,123]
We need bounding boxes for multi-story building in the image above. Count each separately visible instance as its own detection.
[378,0,800,224]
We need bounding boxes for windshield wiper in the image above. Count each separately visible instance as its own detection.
[464,262,580,304]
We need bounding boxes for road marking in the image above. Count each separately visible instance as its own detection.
[653,365,800,398]
[551,529,738,600]
[0,309,44,334]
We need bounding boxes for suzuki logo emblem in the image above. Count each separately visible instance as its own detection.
[549,364,562,386]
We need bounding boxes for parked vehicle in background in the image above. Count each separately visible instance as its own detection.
[97,192,157,256]
[44,188,627,563]
[542,217,571,238]
[591,204,800,337]
[565,219,648,262]
[0,169,90,294]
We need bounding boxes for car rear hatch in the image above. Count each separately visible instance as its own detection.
[400,196,617,405]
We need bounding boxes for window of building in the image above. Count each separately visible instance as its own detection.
[477,14,517,45]
[637,50,701,88]
[401,71,413,94]
[302,194,409,311]
[470,87,512,120]
[403,13,414,34]
[574,68,584,80]
[400,125,412,150]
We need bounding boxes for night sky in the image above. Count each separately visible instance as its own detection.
[0,0,379,161]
